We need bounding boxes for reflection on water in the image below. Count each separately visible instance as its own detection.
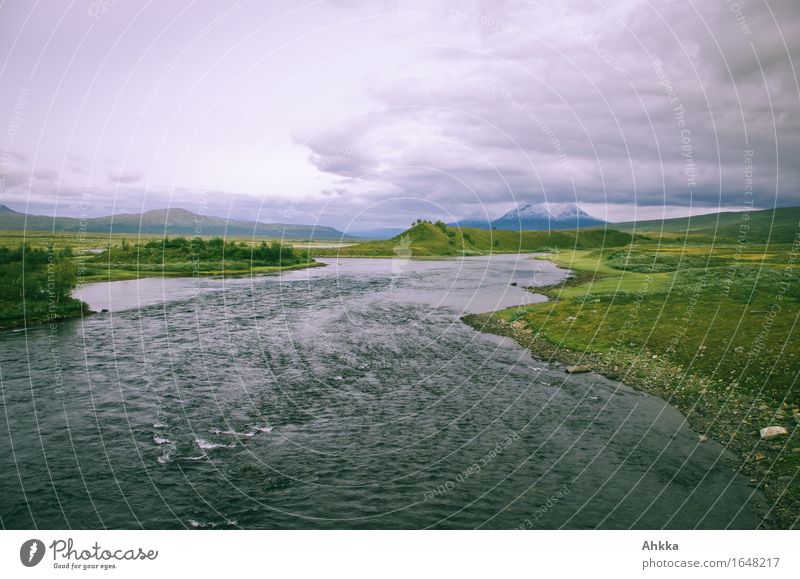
[1,255,767,529]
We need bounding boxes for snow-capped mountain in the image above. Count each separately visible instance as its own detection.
[493,202,605,230]
[451,203,606,231]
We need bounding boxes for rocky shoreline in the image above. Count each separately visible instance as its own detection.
[462,311,800,529]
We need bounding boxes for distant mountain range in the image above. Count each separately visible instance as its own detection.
[451,202,606,231]
[347,227,406,240]
[0,204,354,240]
[6,201,793,243]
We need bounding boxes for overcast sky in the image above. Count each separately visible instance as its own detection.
[0,0,798,231]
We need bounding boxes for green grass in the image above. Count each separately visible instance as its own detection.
[0,245,87,328]
[77,260,324,283]
[500,241,800,401]
[0,230,162,252]
[597,205,800,243]
[472,235,800,527]
[82,236,319,282]
[0,231,325,283]
[0,234,323,327]
[0,230,344,251]
[312,221,633,257]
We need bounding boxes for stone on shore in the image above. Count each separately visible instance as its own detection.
[565,365,592,374]
[759,426,789,440]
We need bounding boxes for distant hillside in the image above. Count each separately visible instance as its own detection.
[451,202,606,231]
[314,220,632,257]
[0,204,353,240]
[347,227,405,240]
[597,206,800,242]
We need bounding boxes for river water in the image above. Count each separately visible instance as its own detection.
[0,255,766,529]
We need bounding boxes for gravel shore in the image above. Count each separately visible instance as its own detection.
[462,311,800,529]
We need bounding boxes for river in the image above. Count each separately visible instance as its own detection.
[0,255,766,528]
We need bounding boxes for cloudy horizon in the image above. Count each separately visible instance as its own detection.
[0,0,798,231]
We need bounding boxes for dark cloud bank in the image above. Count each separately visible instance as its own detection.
[0,0,798,229]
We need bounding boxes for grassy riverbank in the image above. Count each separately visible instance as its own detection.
[76,259,325,283]
[80,236,320,281]
[311,220,633,257]
[0,234,322,327]
[463,238,800,528]
[0,245,88,329]
[0,230,353,252]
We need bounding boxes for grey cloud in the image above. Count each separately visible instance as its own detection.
[298,0,800,218]
[0,169,30,190]
[109,170,143,184]
[4,0,798,226]
[33,168,59,181]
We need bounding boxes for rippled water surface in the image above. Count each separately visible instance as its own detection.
[0,255,766,528]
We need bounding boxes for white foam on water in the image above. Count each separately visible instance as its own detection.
[153,435,172,445]
[254,425,273,433]
[156,441,176,464]
[194,437,236,450]
[210,428,256,438]
[189,519,237,528]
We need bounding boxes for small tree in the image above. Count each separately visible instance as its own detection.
[51,258,77,301]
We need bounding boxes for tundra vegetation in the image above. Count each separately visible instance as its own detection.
[0,245,85,328]
[83,236,315,281]
[2,208,798,527]
[463,221,800,528]
[0,235,316,327]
